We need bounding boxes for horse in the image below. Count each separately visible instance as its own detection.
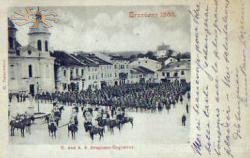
[48,122,57,138]
[30,115,35,124]
[89,125,104,141]
[107,119,121,134]
[9,119,26,137]
[84,122,92,132]
[68,123,78,140]
[120,117,133,128]
[24,117,33,134]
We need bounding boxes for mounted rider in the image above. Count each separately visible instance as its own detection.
[48,111,57,127]
[84,110,92,123]
[116,107,123,120]
[70,108,78,125]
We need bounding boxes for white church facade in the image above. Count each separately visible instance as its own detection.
[8,11,55,96]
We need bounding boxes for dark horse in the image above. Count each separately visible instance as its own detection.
[24,117,33,134]
[89,125,104,141]
[10,119,26,137]
[120,117,134,128]
[68,123,78,140]
[107,119,121,134]
[48,122,57,138]
[84,122,92,132]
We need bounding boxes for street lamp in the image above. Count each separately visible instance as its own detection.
[36,81,40,113]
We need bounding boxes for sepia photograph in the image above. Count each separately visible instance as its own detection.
[8,6,191,144]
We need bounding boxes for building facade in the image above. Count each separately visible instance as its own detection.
[110,56,130,86]
[160,60,191,84]
[8,11,55,96]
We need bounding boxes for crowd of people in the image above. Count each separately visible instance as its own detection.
[9,82,190,138]
[34,82,190,109]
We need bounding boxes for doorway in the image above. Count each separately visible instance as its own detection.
[29,84,35,97]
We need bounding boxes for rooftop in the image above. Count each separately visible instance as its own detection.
[131,66,155,74]
[52,51,84,67]
[160,60,190,71]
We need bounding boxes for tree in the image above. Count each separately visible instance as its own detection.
[176,53,181,61]
[145,51,157,60]
[137,53,144,58]
[181,52,191,59]
[166,49,174,58]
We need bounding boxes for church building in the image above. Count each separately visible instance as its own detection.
[8,9,55,96]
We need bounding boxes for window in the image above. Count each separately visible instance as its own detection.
[10,65,15,80]
[37,40,42,51]
[88,76,91,80]
[28,50,32,55]
[76,68,79,76]
[63,70,67,77]
[45,40,48,52]
[81,69,84,76]
[70,69,73,78]
[174,72,178,77]
[181,70,185,75]
[167,72,170,77]
[101,73,103,78]
[162,72,165,76]
[28,65,32,77]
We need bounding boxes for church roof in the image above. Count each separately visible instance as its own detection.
[8,18,17,30]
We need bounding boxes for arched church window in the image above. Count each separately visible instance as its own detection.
[28,50,32,55]
[37,40,42,51]
[45,40,48,52]
[28,65,32,77]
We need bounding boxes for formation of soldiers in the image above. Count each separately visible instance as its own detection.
[35,82,190,110]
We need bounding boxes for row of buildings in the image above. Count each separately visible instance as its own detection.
[8,10,190,96]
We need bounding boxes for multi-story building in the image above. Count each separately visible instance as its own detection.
[74,53,114,90]
[53,51,85,91]
[8,10,55,96]
[110,55,130,85]
[130,66,156,83]
[159,60,190,84]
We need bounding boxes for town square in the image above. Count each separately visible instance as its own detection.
[8,6,190,144]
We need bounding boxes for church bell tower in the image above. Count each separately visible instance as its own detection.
[28,7,51,57]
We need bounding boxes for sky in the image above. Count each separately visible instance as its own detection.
[9,6,190,53]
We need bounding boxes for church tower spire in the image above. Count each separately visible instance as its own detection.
[28,7,51,55]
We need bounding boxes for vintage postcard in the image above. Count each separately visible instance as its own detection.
[0,0,249,158]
